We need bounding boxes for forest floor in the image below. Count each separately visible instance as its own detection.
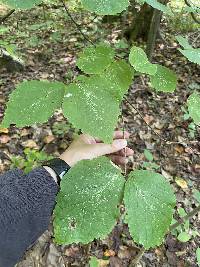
[0,4,200,267]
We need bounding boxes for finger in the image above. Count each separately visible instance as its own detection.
[113,130,130,140]
[112,147,134,157]
[95,131,130,143]
[91,139,127,157]
[109,155,128,166]
[79,134,96,144]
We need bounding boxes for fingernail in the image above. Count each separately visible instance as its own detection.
[113,139,127,149]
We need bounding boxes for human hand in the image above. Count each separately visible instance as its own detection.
[59,131,134,167]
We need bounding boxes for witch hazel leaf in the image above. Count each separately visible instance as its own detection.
[62,75,121,143]
[178,48,200,65]
[129,46,157,75]
[81,0,130,15]
[54,157,125,245]
[187,91,200,125]
[150,65,177,92]
[145,0,172,14]
[176,36,200,65]
[176,35,193,50]
[1,80,65,128]
[102,60,134,100]
[62,60,133,143]
[124,170,176,249]
[76,44,115,74]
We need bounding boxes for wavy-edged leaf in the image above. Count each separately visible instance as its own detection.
[150,65,177,92]
[76,44,115,74]
[2,0,43,9]
[145,0,172,14]
[187,92,200,125]
[81,0,130,15]
[176,35,193,50]
[129,46,157,75]
[102,60,134,99]
[62,76,120,143]
[176,36,200,65]
[54,157,125,244]
[178,48,200,65]
[124,170,176,249]
[1,80,65,127]
[62,62,133,142]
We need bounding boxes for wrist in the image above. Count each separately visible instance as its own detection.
[59,150,80,167]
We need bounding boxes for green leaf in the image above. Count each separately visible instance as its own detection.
[142,162,160,170]
[193,190,200,203]
[176,36,200,65]
[54,157,125,244]
[1,80,65,128]
[196,248,200,266]
[178,48,200,65]
[81,0,130,15]
[62,62,133,143]
[89,257,99,267]
[144,149,154,161]
[129,46,157,75]
[124,170,176,249]
[103,60,134,99]
[187,92,200,125]
[2,0,43,9]
[150,65,177,92]
[176,35,193,50]
[178,208,187,217]
[145,0,172,14]
[177,232,191,242]
[76,44,115,74]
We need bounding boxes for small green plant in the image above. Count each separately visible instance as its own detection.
[171,207,200,242]
[52,121,71,136]
[181,106,197,138]
[10,148,53,174]
[141,149,160,170]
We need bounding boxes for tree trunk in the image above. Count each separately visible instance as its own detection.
[124,4,154,42]
[146,9,162,60]
[146,0,169,60]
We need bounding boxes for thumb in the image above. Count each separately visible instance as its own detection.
[91,139,127,158]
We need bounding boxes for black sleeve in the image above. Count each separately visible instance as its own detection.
[0,167,58,267]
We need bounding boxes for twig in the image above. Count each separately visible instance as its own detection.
[184,0,200,24]
[122,115,127,176]
[0,9,15,24]
[130,247,146,266]
[125,97,168,143]
[169,205,200,231]
[60,0,95,45]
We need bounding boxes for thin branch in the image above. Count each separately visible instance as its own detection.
[125,97,168,143]
[60,0,95,45]
[169,205,200,231]
[184,0,200,24]
[130,247,146,266]
[122,115,128,176]
[0,9,15,24]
